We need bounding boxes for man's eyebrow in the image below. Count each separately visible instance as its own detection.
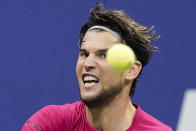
[97,49,108,53]
[79,48,108,52]
[79,49,87,52]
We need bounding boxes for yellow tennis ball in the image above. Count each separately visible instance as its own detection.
[106,44,136,72]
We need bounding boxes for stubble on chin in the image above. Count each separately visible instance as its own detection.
[79,82,124,108]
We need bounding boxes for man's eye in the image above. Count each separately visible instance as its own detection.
[80,52,89,58]
[99,53,106,58]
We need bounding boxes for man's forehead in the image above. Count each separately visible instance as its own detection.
[80,40,120,50]
[80,43,109,51]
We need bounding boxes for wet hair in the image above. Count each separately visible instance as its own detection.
[79,3,159,97]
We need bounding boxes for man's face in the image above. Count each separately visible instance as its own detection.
[76,30,126,107]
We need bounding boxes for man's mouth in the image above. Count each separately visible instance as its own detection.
[82,74,99,88]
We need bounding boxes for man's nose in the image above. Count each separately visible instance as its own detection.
[84,54,96,71]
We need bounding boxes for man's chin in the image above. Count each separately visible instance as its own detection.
[82,99,102,108]
[80,92,106,108]
[80,95,101,108]
[81,88,123,108]
[79,82,124,108]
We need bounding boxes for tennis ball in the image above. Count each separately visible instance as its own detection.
[106,44,136,72]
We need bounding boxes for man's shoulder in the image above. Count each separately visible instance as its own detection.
[37,101,85,120]
[22,101,85,131]
[130,103,173,131]
[50,101,84,112]
[35,101,83,114]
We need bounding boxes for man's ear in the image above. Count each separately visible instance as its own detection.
[125,61,142,80]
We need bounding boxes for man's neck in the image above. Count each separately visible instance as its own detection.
[85,92,136,131]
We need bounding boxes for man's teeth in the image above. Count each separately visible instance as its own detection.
[84,82,96,87]
[83,75,98,87]
[84,76,98,82]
